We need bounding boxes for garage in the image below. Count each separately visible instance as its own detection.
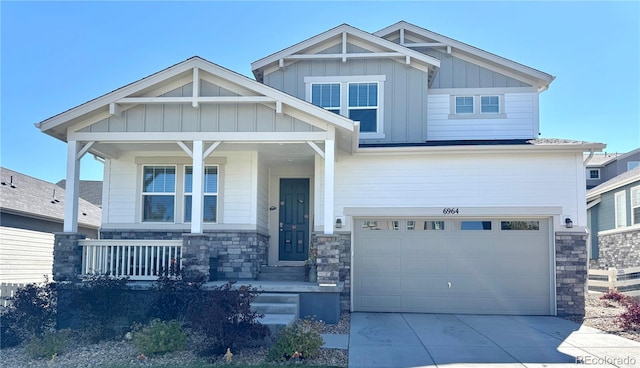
[352,218,553,315]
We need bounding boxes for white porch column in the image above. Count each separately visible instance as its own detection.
[63,140,81,233]
[324,126,335,235]
[191,140,204,234]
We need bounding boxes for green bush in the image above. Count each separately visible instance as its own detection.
[267,319,324,362]
[132,319,187,356]
[1,278,57,347]
[24,329,70,359]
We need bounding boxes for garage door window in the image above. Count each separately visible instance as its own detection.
[459,220,492,230]
[501,220,540,230]
[407,220,445,230]
[361,220,399,230]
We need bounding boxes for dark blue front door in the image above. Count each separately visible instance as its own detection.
[279,179,309,261]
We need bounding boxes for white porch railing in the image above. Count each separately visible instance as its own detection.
[588,266,640,297]
[79,240,183,280]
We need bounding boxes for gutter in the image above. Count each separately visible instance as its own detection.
[583,149,595,165]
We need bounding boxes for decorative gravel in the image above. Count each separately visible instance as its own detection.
[0,312,352,367]
[566,292,640,343]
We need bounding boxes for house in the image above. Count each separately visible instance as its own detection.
[585,147,640,189]
[0,167,101,285]
[36,21,604,318]
[586,166,640,269]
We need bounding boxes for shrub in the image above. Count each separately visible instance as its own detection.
[185,281,269,356]
[0,278,56,347]
[617,300,640,330]
[148,275,203,322]
[63,275,135,342]
[600,289,630,305]
[24,329,70,359]
[132,319,187,356]
[267,319,324,362]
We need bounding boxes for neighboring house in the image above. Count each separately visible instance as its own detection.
[0,167,101,285]
[585,147,640,189]
[36,21,603,318]
[587,166,640,269]
[56,179,104,208]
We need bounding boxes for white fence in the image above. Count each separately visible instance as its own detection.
[0,283,25,308]
[588,266,640,297]
[79,240,183,280]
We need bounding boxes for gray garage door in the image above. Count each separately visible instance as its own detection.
[353,218,552,315]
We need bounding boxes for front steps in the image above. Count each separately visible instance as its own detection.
[257,266,305,281]
[252,292,299,336]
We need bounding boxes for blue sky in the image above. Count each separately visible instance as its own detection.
[2,1,639,183]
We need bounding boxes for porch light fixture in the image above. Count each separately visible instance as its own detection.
[335,218,342,228]
[565,218,573,228]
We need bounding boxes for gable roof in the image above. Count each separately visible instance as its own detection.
[36,56,356,144]
[0,167,101,228]
[585,152,622,167]
[251,23,441,83]
[375,21,555,91]
[587,166,640,199]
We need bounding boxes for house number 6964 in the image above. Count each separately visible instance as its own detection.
[442,208,459,215]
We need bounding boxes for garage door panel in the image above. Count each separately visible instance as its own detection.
[354,217,552,315]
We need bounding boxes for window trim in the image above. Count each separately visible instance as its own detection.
[449,95,506,119]
[614,190,627,228]
[632,185,640,225]
[305,75,386,139]
[587,168,601,180]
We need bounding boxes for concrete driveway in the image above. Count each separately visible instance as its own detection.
[348,313,640,367]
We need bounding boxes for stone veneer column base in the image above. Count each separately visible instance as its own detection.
[313,234,341,285]
[181,234,211,281]
[555,228,588,318]
[53,233,86,282]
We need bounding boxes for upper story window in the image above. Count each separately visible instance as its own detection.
[628,161,640,170]
[455,97,474,114]
[306,75,385,138]
[184,166,219,223]
[142,166,176,222]
[587,169,600,180]
[632,186,640,225]
[615,190,627,228]
[450,95,505,119]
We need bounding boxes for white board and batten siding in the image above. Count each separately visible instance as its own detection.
[313,151,585,230]
[103,151,260,227]
[0,226,53,284]
[427,92,539,140]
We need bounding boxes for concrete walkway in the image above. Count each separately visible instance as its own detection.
[348,313,640,367]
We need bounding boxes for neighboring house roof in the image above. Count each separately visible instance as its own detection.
[251,23,441,83]
[616,146,640,162]
[35,56,356,147]
[585,152,622,167]
[56,179,103,207]
[587,166,640,200]
[0,167,101,228]
[374,21,555,91]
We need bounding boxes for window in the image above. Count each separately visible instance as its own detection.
[615,190,627,228]
[481,96,500,113]
[632,186,640,225]
[311,83,340,114]
[459,220,492,230]
[501,221,540,230]
[407,220,445,230]
[184,166,218,223]
[360,220,399,230]
[628,162,640,170]
[587,169,600,180]
[306,76,385,136]
[455,96,474,114]
[348,82,378,133]
[142,166,176,222]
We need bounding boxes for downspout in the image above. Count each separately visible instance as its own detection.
[583,149,595,165]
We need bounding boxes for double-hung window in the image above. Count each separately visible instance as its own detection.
[452,95,503,117]
[455,96,474,114]
[142,166,176,222]
[306,76,385,137]
[184,166,218,223]
[632,186,640,225]
[615,190,627,228]
[481,96,500,113]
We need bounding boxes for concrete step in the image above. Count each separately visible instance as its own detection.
[252,302,298,316]
[258,313,296,336]
[254,293,300,304]
[257,272,304,281]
